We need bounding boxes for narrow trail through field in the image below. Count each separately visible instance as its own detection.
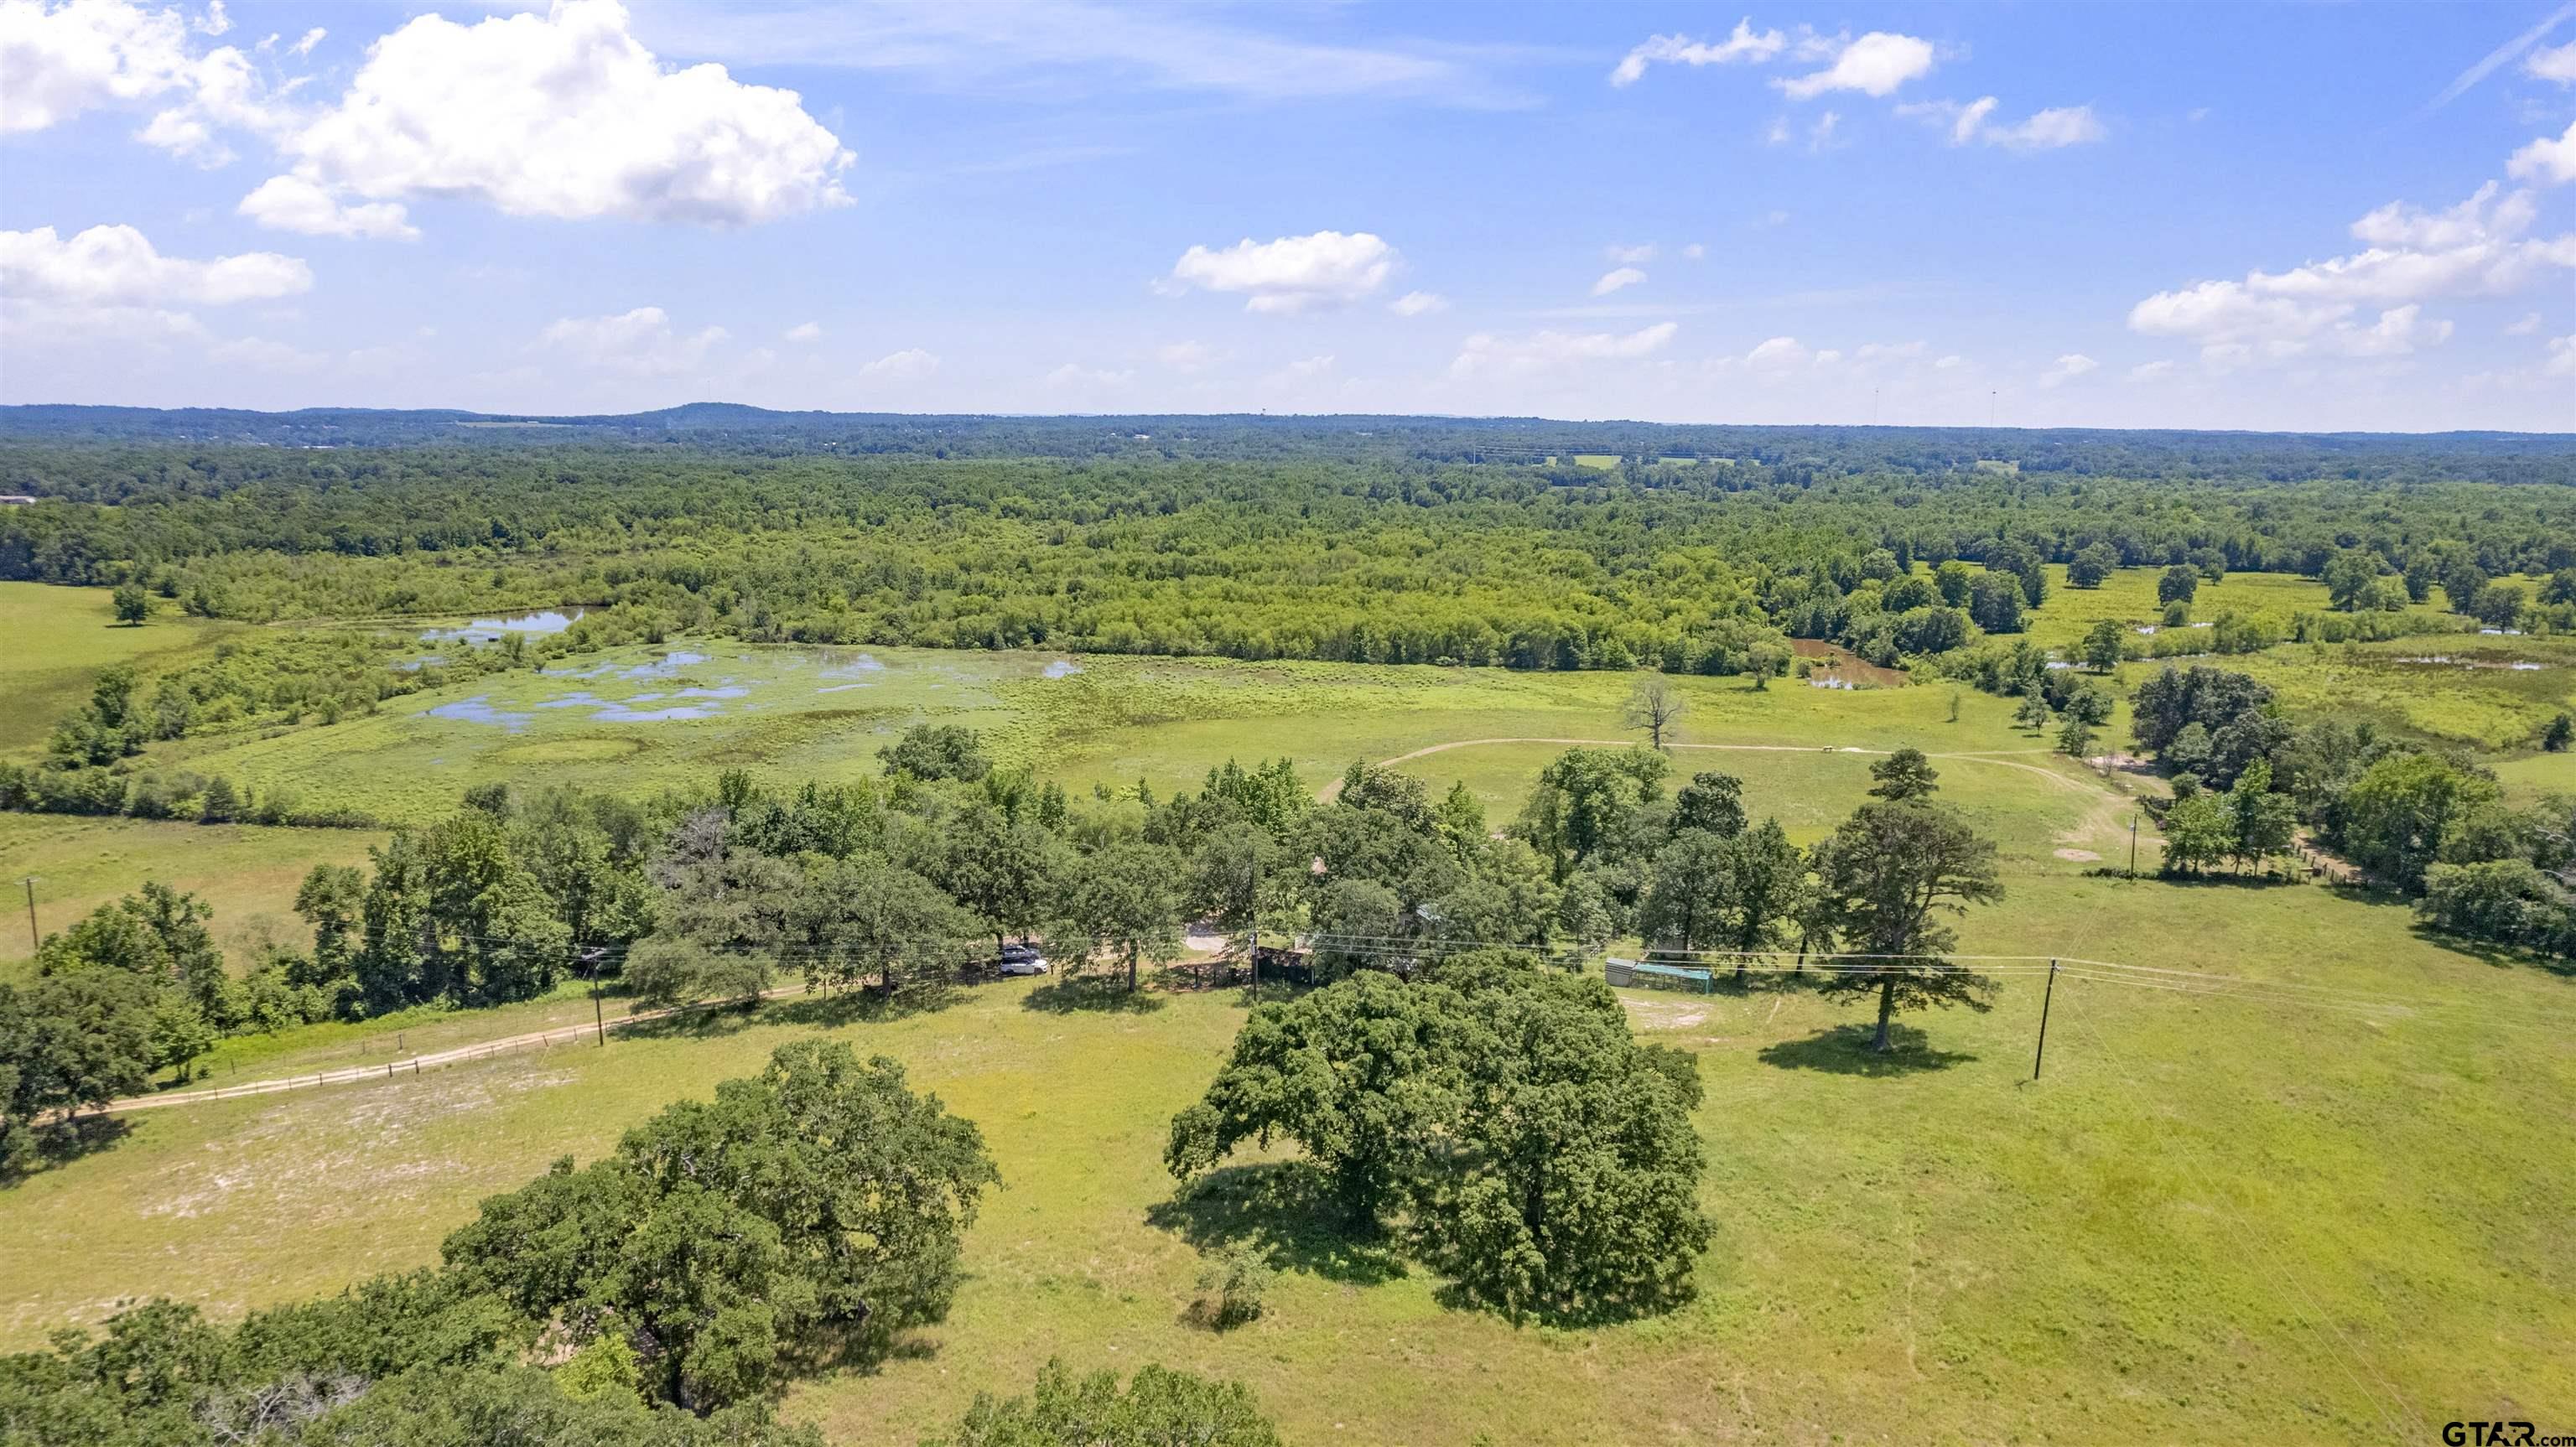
[1317,736,2102,803]
[100,980,819,1117]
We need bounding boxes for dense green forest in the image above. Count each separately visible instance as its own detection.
[3,413,2571,672]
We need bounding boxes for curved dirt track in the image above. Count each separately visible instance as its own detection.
[1318,736,2099,802]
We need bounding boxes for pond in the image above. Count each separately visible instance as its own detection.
[422,608,587,644]
[408,643,1096,730]
[1789,639,1909,688]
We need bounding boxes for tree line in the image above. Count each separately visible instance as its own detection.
[2115,663,2575,956]
[6,435,2571,675]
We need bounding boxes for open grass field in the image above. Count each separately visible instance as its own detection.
[2,850,2567,1444]
[4,580,2573,1442]
[2019,563,2350,652]
[132,631,2097,827]
[0,813,385,977]
[0,582,242,754]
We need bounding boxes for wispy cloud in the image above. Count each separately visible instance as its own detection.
[2422,0,2576,114]
[636,1,1541,108]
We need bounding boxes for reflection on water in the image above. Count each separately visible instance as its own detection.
[414,642,1074,729]
[423,609,585,644]
[422,695,533,731]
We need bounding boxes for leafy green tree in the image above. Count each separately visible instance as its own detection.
[2322,550,2382,611]
[2337,752,2503,890]
[1410,972,1710,1321]
[1166,970,1457,1226]
[1670,770,1747,837]
[933,802,1064,954]
[1513,746,1668,879]
[878,724,992,782]
[145,993,215,1083]
[927,1359,1281,1447]
[0,970,154,1171]
[2012,686,2052,734]
[2158,791,2233,875]
[2158,564,2199,606]
[112,581,149,625]
[2223,760,2298,871]
[1966,572,2024,633]
[444,1041,997,1408]
[2066,544,2117,589]
[2468,580,2527,630]
[1933,560,1973,607]
[1062,840,1185,991]
[1712,820,1804,982]
[1810,799,2005,1052]
[2056,713,2095,759]
[2544,713,2573,753]
[2080,619,2127,672]
[1867,748,1939,801]
[288,864,366,987]
[785,853,975,998]
[1640,828,1732,952]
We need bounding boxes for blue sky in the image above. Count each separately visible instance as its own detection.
[3,0,2572,430]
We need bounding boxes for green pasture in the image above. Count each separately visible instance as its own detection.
[0,581,242,754]
[0,813,384,976]
[2021,563,2344,651]
[2,853,2566,1444]
[140,639,2080,826]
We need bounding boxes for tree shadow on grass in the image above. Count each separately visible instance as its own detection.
[1145,1162,1406,1288]
[2404,925,2576,980]
[1758,1023,1976,1076]
[613,982,959,1042]
[1020,976,1168,1015]
[1,1114,132,1188]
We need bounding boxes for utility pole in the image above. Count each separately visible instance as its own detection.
[2128,814,2139,878]
[2031,959,2059,1081]
[1246,852,1260,996]
[20,876,36,952]
[580,947,606,1045]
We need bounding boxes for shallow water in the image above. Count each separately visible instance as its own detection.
[423,609,585,644]
[421,695,533,731]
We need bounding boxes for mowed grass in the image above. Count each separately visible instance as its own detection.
[0,582,242,754]
[2,859,2567,1444]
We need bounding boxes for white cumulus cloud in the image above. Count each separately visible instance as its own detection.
[1777,32,1935,100]
[1,0,198,134]
[1592,266,1646,296]
[2527,39,2576,84]
[273,0,851,227]
[537,306,726,376]
[1610,21,1786,86]
[2129,180,2573,366]
[2508,119,2576,186]
[236,174,416,239]
[859,347,937,380]
[783,320,822,343]
[1,221,309,304]
[2038,353,2098,387]
[1166,229,1397,314]
[1452,322,1677,377]
[1605,242,1658,263]
[1388,290,1447,317]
